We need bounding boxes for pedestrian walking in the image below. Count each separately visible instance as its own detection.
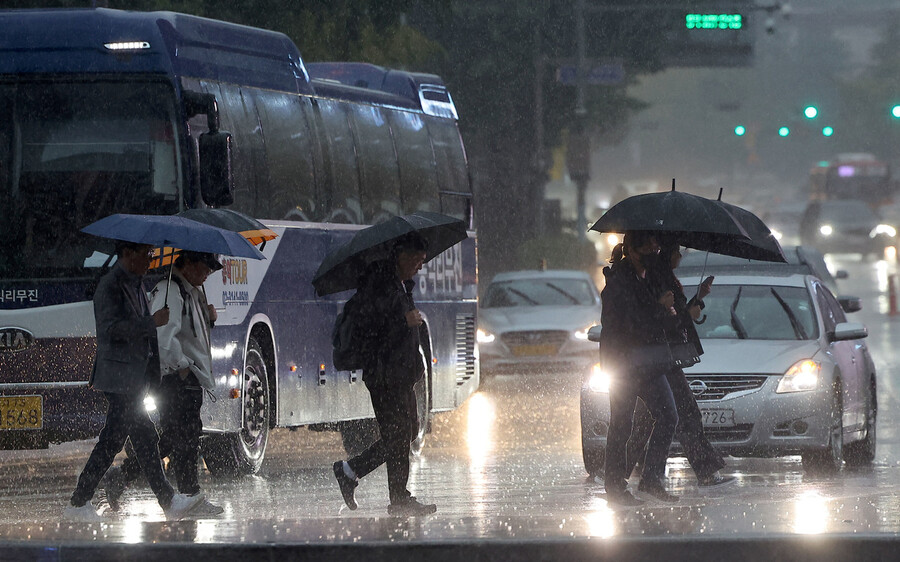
[102,251,224,516]
[64,241,203,521]
[625,240,736,489]
[332,233,437,516]
[599,231,680,505]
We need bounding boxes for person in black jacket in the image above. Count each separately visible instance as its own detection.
[625,239,736,489]
[332,233,437,516]
[600,230,680,505]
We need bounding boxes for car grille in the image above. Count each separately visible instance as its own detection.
[702,424,754,442]
[501,330,568,355]
[684,374,768,400]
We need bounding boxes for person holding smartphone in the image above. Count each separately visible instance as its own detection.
[625,239,737,490]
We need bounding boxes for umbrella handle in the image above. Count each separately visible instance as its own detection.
[164,252,173,308]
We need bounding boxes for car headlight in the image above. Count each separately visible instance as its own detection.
[819,225,833,236]
[574,323,597,340]
[587,363,610,393]
[771,228,783,241]
[776,359,821,393]
[476,328,495,344]
[870,224,897,238]
[144,395,157,412]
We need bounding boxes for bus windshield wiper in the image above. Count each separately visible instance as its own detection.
[544,282,580,304]
[770,288,807,340]
[730,286,748,339]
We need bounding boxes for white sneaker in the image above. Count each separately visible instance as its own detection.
[191,497,224,517]
[164,493,204,521]
[63,502,103,522]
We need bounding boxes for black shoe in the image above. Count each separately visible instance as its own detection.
[605,488,645,506]
[387,497,437,516]
[637,481,679,503]
[101,466,125,513]
[332,461,358,510]
[698,474,737,488]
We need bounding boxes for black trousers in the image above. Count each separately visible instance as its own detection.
[625,367,725,480]
[71,392,174,508]
[120,373,204,495]
[605,372,678,492]
[347,382,417,504]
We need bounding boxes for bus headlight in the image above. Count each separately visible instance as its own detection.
[870,224,897,238]
[776,359,821,393]
[588,363,610,393]
[819,225,833,236]
[477,329,495,344]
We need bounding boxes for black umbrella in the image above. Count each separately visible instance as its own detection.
[312,212,468,296]
[590,187,753,255]
[715,195,787,263]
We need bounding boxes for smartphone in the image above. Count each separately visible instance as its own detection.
[702,276,714,286]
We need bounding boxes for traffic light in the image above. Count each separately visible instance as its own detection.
[778,126,790,137]
[822,126,834,137]
[734,125,746,136]
[803,105,818,119]
[892,105,900,119]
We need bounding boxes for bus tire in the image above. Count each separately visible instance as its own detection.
[202,337,271,477]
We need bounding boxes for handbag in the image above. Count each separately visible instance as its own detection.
[601,342,675,377]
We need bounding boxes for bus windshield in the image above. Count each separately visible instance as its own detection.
[0,80,181,280]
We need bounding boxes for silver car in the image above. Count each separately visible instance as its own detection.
[581,272,877,477]
[478,270,602,375]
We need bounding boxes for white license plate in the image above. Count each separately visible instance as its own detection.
[700,408,734,428]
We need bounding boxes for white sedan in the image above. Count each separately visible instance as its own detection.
[478,270,602,376]
[580,272,877,477]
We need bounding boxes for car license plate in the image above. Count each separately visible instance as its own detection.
[700,408,734,428]
[0,395,43,430]
[512,344,558,357]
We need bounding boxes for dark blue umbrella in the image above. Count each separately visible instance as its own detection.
[81,214,265,260]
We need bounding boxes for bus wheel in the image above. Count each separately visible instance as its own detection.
[202,337,271,477]
[410,375,431,457]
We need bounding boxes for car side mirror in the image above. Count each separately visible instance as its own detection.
[587,325,602,343]
[835,270,849,280]
[830,322,867,342]
[837,295,862,313]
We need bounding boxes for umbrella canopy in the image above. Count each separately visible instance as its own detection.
[81,214,265,260]
[312,211,468,296]
[150,208,278,268]
[590,190,780,261]
[715,199,787,263]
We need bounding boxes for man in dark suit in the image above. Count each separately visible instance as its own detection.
[64,241,203,521]
[332,233,437,516]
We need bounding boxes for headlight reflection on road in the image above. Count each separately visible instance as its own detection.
[586,496,617,537]
[793,490,829,534]
[466,392,495,466]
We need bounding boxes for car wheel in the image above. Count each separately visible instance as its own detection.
[845,377,877,467]
[581,432,605,478]
[801,382,843,474]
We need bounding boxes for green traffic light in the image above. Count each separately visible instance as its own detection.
[822,126,834,137]
[734,125,746,136]
[892,105,900,119]
[804,106,818,119]
[778,126,790,137]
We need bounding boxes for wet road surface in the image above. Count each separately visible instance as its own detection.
[2,254,900,559]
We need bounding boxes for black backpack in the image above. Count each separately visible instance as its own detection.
[332,291,366,371]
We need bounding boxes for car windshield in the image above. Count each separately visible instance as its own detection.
[821,202,878,222]
[482,278,596,308]
[695,284,818,340]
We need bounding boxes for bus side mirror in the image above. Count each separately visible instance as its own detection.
[199,130,234,207]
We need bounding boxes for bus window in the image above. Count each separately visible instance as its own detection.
[348,104,401,224]
[252,90,319,222]
[390,110,439,214]
[427,117,470,197]
[316,99,362,224]
[202,82,269,216]
[0,81,181,278]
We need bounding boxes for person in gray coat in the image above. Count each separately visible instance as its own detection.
[64,241,203,521]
